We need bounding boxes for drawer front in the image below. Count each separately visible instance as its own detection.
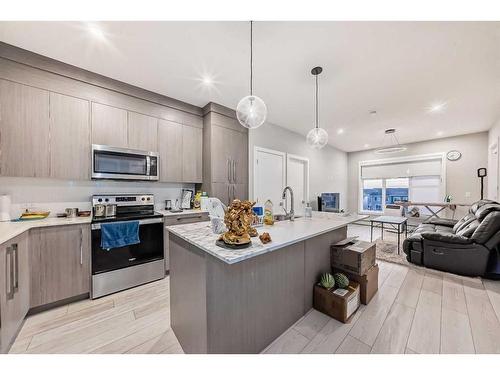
[164,213,209,227]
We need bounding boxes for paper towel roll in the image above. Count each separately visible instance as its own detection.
[0,194,11,222]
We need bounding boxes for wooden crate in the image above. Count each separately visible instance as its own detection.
[313,281,360,323]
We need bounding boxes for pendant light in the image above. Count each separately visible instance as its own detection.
[306,66,328,149]
[374,128,407,154]
[236,21,267,129]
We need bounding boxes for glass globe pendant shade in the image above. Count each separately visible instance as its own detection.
[236,95,267,129]
[306,127,329,149]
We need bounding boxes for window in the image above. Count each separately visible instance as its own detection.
[409,176,441,215]
[362,179,383,212]
[386,178,409,205]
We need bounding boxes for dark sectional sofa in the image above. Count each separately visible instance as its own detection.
[403,199,500,276]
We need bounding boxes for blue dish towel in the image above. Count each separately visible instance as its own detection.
[101,221,140,250]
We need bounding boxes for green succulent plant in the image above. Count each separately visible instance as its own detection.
[320,273,335,290]
[334,273,349,289]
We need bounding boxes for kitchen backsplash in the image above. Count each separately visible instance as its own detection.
[0,177,195,218]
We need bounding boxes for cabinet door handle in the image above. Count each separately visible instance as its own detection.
[13,243,19,292]
[176,215,203,220]
[80,227,83,266]
[233,160,236,183]
[227,159,231,182]
[232,185,236,200]
[227,184,231,204]
[6,246,14,300]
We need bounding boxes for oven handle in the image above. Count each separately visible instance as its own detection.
[146,156,151,176]
[91,217,163,230]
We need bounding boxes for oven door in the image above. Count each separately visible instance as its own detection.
[92,144,159,181]
[91,218,164,275]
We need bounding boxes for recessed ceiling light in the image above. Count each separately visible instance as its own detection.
[337,128,344,135]
[437,131,444,136]
[364,144,370,148]
[428,102,447,114]
[202,76,213,85]
[87,24,106,40]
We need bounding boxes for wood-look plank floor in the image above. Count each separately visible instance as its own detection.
[10,224,500,354]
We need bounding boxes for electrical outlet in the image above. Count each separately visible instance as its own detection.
[465,192,471,198]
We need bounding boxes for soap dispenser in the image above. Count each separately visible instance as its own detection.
[304,202,313,219]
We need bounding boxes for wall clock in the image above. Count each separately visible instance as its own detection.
[447,150,462,161]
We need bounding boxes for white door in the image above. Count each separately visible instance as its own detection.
[253,147,286,208]
[286,154,310,215]
[489,139,499,201]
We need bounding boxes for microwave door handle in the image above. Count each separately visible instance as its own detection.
[146,156,151,176]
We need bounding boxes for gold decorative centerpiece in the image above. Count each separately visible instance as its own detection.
[218,199,257,248]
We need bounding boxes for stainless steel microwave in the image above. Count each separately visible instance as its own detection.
[91,144,159,181]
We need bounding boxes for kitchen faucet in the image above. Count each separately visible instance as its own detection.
[281,186,295,221]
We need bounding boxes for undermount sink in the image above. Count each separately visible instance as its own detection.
[273,214,302,222]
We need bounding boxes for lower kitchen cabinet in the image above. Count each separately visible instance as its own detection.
[29,225,91,308]
[0,232,30,353]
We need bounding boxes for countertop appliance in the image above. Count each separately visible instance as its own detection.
[91,144,159,181]
[91,194,164,298]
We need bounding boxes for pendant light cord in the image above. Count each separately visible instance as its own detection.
[315,74,319,129]
[250,20,253,96]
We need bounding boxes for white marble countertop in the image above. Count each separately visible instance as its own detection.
[0,217,91,245]
[157,209,208,217]
[166,212,368,264]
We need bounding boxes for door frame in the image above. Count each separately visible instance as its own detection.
[286,153,310,208]
[252,146,287,202]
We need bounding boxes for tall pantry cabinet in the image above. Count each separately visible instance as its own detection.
[202,103,248,206]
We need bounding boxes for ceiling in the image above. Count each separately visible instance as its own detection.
[0,21,499,152]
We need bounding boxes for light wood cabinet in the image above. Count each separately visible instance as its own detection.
[29,225,91,308]
[211,125,233,183]
[49,92,91,180]
[128,111,158,151]
[91,102,128,148]
[158,119,183,182]
[182,125,203,183]
[0,232,29,353]
[0,79,50,177]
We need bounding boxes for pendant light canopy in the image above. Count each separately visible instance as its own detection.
[374,129,407,154]
[236,21,267,129]
[306,66,328,149]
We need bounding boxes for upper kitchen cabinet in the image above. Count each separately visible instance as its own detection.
[49,92,91,180]
[158,119,183,182]
[91,102,128,148]
[128,111,158,151]
[202,103,248,202]
[0,79,50,178]
[182,125,203,183]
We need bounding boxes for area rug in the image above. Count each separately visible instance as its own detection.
[375,239,409,266]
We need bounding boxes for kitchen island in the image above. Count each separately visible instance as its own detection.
[166,212,367,354]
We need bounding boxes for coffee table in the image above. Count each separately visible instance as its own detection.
[370,216,408,254]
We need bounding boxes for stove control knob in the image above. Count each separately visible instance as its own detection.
[147,197,151,201]
[141,197,145,201]
[105,198,109,202]
[98,198,102,203]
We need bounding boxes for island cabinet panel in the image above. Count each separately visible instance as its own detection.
[91,102,128,148]
[182,125,203,183]
[29,225,91,308]
[49,92,91,180]
[0,232,30,354]
[303,226,348,311]
[158,119,183,182]
[0,79,50,177]
[127,111,158,151]
[205,241,305,354]
[169,235,208,354]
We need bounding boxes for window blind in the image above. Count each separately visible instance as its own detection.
[361,159,442,179]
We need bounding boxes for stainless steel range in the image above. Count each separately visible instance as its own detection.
[91,194,164,299]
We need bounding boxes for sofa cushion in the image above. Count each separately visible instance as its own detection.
[453,213,476,233]
[421,231,473,244]
[456,220,480,237]
[471,211,500,245]
[470,199,498,215]
[424,217,458,227]
[475,203,500,222]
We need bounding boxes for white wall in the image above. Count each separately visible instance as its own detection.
[488,118,500,201]
[347,132,489,217]
[0,177,194,218]
[248,123,348,211]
